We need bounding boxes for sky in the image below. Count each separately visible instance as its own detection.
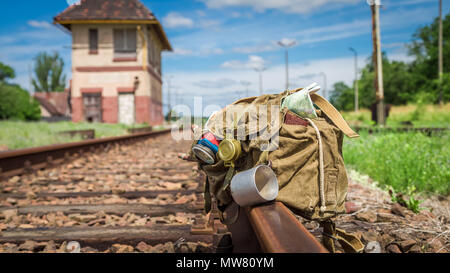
[0,0,448,115]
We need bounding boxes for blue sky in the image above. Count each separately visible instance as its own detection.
[0,0,448,113]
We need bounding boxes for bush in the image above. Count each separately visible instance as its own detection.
[0,83,41,121]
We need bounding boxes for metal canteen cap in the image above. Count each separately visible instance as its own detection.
[218,139,241,163]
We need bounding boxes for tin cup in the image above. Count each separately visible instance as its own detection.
[230,165,279,207]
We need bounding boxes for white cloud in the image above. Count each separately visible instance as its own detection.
[172,48,194,56]
[166,47,224,57]
[204,48,224,55]
[221,55,267,70]
[165,51,413,115]
[201,0,360,14]
[233,44,277,54]
[382,42,406,49]
[27,20,53,29]
[163,12,194,28]
[193,78,238,88]
[166,5,436,61]
[198,19,221,28]
[166,56,360,114]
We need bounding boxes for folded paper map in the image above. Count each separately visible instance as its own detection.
[282,83,320,119]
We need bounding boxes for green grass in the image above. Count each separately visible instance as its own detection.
[342,103,450,128]
[343,131,450,195]
[0,121,151,150]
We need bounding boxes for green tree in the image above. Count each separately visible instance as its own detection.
[0,62,15,82]
[329,82,355,111]
[0,83,41,121]
[31,52,67,92]
[408,14,450,103]
[357,53,416,107]
[408,14,450,79]
[0,62,41,121]
[332,14,450,110]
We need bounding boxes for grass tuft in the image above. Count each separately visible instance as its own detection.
[0,121,149,150]
[344,131,450,195]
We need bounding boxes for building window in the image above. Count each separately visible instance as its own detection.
[89,29,98,54]
[113,29,137,59]
[147,29,161,75]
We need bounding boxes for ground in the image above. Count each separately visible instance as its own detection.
[300,169,449,253]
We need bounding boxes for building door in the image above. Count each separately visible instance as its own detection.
[83,93,102,123]
[118,93,135,125]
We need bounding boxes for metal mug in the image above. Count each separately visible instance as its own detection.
[230,165,279,207]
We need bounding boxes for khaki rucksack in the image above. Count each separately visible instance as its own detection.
[189,87,364,253]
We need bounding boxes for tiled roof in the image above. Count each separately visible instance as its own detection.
[34,90,70,116]
[54,0,155,21]
[34,96,65,117]
[54,0,172,51]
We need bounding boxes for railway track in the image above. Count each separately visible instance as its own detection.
[0,130,214,253]
[0,129,327,253]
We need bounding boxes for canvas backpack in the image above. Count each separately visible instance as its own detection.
[188,87,364,253]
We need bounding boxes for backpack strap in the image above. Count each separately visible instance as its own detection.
[204,175,212,214]
[321,219,364,253]
[310,93,359,138]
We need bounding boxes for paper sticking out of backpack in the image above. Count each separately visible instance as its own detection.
[282,82,321,119]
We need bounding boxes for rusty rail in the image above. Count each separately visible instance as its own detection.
[225,202,328,253]
[246,202,328,253]
[0,129,171,178]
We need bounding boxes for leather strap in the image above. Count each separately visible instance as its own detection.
[321,220,364,253]
[219,202,240,225]
[310,93,359,138]
[204,176,212,214]
[221,165,235,192]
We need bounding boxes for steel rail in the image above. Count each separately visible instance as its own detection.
[246,202,328,253]
[226,201,328,253]
[0,129,171,178]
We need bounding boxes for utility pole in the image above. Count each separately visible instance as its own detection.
[371,2,385,125]
[173,88,178,106]
[254,67,266,95]
[438,0,443,105]
[241,81,251,97]
[166,75,174,123]
[278,39,297,90]
[319,72,327,99]
[349,47,359,112]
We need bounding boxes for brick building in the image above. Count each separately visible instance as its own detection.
[54,0,172,125]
